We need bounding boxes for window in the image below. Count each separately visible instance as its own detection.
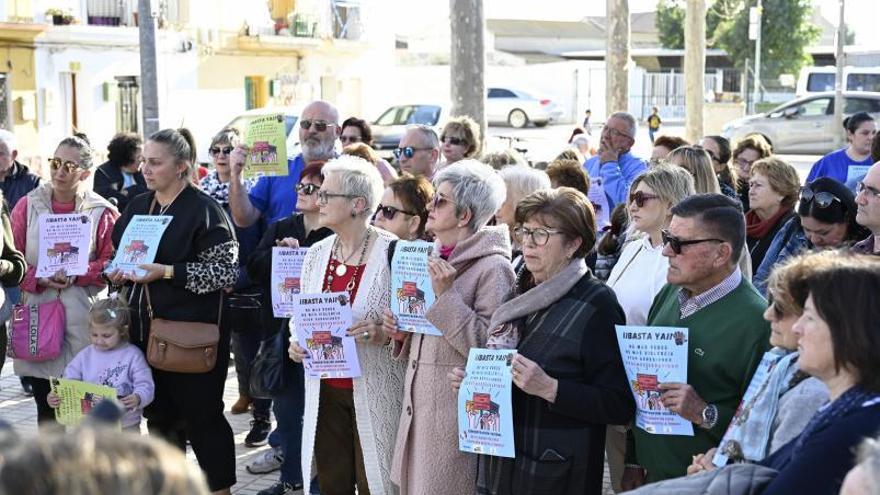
[115,76,139,133]
[795,98,831,117]
[0,74,10,130]
[847,74,880,93]
[844,98,880,114]
[806,73,835,93]
[245,76,267,110]
[488,88,516,98]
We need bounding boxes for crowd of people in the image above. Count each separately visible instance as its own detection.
[0,99,877,495]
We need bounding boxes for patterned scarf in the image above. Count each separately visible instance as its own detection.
[792,385,880,455]
[199,170,256,205]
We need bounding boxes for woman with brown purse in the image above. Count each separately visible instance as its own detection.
[107,128,239,495]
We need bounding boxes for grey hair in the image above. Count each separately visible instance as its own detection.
[433,159,507,232]
[609,111,638,137]
[498,165,551,206]
[482,149,527,170]
[322,154,384,217]
[406,124,440,150]
[57,134,95,169]
[856,435,880,491]
[0,129,17,153]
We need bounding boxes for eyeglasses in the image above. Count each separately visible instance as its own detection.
[209,146,233,156]
[374,204,417,221]
[295,182,320,195]
[393,146,432,160]
[430,194,456,209]
[300,120,335,132]
[735,157,756,170]
[48,157,81,174]
[340,135,362,144]
[856,181,880,200]
[602,127,632,140]
[629,191,661,208]
[800,188,842,208]
[513,226,564,246]
[441,136,467,146]
[316,190,358,205]
[661,229,725,255]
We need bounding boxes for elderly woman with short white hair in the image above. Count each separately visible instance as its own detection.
[496,165,551,272]
[386,159,515,495]
[288,155,405,495]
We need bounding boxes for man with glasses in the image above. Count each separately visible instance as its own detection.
[583,112,649,228]
[853,162,880,255]
[622,194,769,489]
[395,125,440,178]
[229,100,341,227]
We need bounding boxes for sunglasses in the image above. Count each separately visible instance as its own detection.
[430,194,456,209]
[209,146,233,156]
[295,182,320,195]
[513,226,563,247]
[393,146,431,160]
[48,157,81,174]
[661,229,724,255]
[300,120,335,132]
[441,136,467,146]
[800,188,842,209]
[374,204,417,221]
[629,191,661,208]
[340,135,362,144]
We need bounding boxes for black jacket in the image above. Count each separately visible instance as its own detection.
[0,161,40,211]
[94,160,147,213]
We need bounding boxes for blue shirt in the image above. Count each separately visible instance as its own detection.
[247,154,305,225]
[583,151,649,208]
[805,148,873,186]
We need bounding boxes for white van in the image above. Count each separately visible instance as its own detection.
[796,66,880,96]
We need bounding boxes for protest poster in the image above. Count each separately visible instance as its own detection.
[105,215,173,277]
[588,177,611,230]
[244,114,288,178]
[36,213,92,277]
[615,325,694,436]
[391,240,441,336]
[50,377,118,427]
[291,291,360,379]
[457,348,516,458]
[270,247,309,318]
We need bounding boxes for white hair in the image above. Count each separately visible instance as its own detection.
[498,165,551,206]
[433,159,507,232]
[322,154,384,216]
[0,130,17,153]
[609,111,638,137]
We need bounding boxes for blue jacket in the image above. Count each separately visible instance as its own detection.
[0,162,40,211]
[753,217,808,295]
[583,151,648,208]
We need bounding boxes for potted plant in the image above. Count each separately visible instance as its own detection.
[46,8,74,25]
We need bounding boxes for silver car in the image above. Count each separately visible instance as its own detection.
[487,87,563,128]
[721,92,880,154]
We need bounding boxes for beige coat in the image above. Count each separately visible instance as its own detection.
[391,226,515,495]
[13,184,115,379]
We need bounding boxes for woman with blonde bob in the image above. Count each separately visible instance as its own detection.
[667,145,722,194]
[440,116,482,165]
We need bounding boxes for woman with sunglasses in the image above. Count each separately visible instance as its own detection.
[752,177,870,295]
[287,155,405,495]
[449,187,634,495]
[246,162,332,495]
[439,116,481,166]
[806,112,877,187]
[385,159,513,495]
[11,134,118,426]
[746,158,801,273]
[372,175,433,241]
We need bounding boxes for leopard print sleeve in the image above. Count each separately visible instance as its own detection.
[184,240,239,294]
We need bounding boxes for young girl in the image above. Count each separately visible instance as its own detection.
[46,295,154,430]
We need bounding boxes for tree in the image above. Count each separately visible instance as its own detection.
[656,0,739,49]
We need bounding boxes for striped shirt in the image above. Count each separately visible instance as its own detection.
[677,268,743,319]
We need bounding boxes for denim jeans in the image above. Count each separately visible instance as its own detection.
[272,363,305,485]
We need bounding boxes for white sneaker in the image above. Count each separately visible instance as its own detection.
[246,447,284,474]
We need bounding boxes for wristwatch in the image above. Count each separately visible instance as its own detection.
[700,404,719,430]
[163,265,173,280]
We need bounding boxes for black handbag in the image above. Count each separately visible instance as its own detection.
[250,327,293,399]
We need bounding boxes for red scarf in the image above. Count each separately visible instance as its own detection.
[746,207,791,239]
[439,244,456,260]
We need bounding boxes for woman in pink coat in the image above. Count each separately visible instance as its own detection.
[385,159,515,495]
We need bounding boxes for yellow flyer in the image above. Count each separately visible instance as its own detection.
[244,114,288,178]
[50,377,118,426]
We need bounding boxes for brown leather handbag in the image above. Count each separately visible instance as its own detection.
[144,283,221,374]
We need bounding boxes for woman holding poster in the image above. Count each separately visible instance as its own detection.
[386,160,514,495]
[452,188,634,495]
[287,155,405,495]
[107,128,239,494]
[11,134,118,427]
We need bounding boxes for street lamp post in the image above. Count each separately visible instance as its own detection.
[750,0,762,114]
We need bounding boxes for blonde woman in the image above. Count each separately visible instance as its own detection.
[667,145,721,194]
[439,116,481,166]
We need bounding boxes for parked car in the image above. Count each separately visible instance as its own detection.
[371,104,447,160]
[796,66,880,96]
[721,92,880,154]
[487,87,562,128]
[198,106,302,164]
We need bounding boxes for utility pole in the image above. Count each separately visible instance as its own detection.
[833,0,846,149]
[684,0,706,143]
[138,0,160,137]
[750,0,763,114]
[606,0,630,116]
[450,0,485,145]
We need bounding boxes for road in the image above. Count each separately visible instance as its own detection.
[485,123,821,182]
